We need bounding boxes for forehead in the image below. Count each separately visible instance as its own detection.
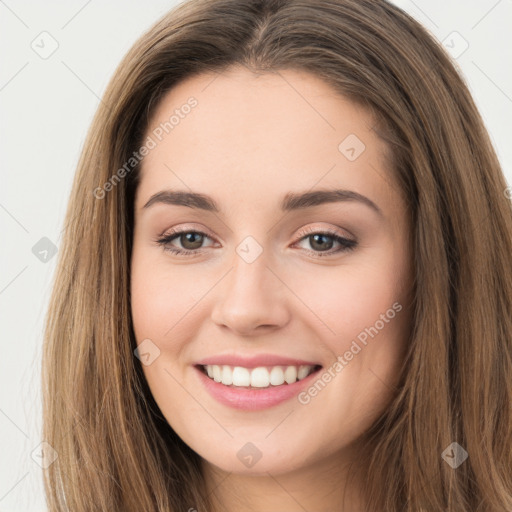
[135,66,398,218]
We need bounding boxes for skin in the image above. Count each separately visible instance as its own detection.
[130,65,414,512]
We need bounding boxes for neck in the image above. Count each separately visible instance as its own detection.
[202,444,367,512]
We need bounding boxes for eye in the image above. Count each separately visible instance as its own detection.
[155,228,215,256]
[292,226,357,258]
[155,226,357,258]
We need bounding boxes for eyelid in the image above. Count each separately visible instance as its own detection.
[294,223,354,240]
[159,222,353,242]
[157,223,215,239]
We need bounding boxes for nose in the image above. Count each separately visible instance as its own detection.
[210,247,291,336]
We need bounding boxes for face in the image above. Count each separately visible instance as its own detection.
[130,66,414,477]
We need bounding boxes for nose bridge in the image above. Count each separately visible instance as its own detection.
[231,237,271,293]
[210,235,290,333]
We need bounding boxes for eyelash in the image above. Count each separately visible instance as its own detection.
[155,226,357,258]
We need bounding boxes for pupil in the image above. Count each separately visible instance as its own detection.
[311,234,332,251]
[183,232,203,249]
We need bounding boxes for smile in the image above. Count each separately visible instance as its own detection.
[194,363,324,411]
[200,364,321,388]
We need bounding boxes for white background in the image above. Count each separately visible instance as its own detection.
[1,0,511,509]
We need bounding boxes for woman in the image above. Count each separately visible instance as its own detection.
[42,0,512,510]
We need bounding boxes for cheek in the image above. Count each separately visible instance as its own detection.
[130,249,204,412]
[290,262,409,430]
[294,260,405,345]
[130,246,203,345]
[289,249,411,406]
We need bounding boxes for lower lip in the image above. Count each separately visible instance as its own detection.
[194,365,322,411]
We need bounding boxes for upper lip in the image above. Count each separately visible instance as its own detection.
[195,354,322,369]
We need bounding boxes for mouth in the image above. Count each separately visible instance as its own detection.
[195,363,323,388]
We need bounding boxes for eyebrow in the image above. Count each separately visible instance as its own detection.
[142,188,382,216]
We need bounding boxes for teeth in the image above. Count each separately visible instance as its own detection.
[232,366,250,386]
[269,366,284,386]
[202,364,318,388]
[250,367,269,387]
[284,366,297,384]
[222,365,233,385]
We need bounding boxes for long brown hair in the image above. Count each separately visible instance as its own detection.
[42,0,512,510]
